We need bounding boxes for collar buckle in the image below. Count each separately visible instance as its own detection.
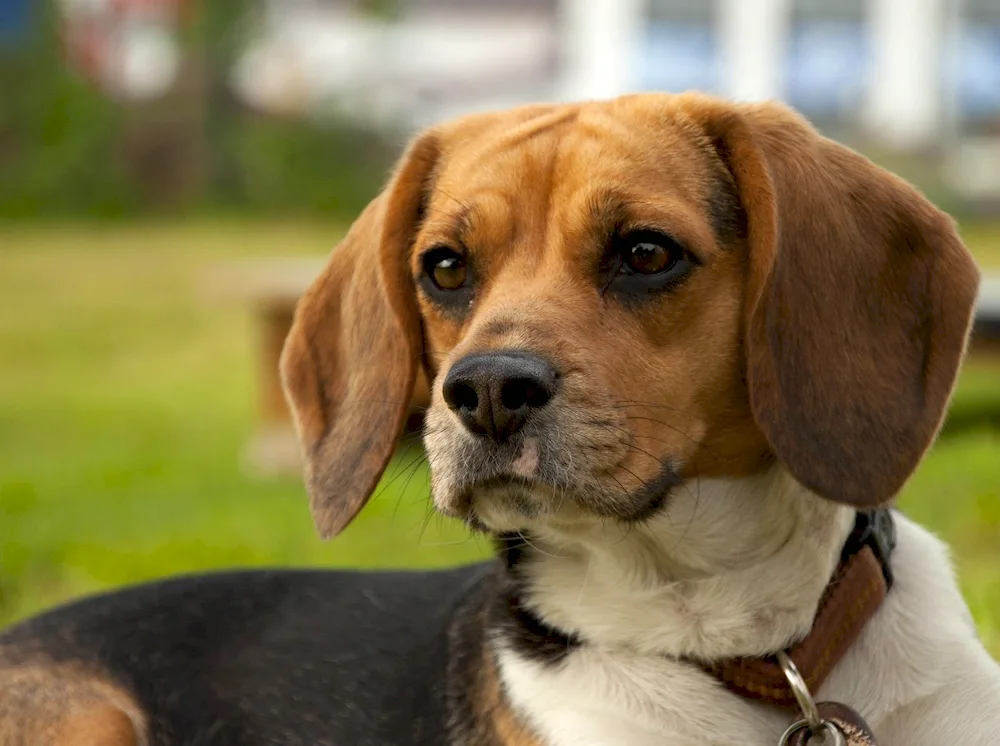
[844,508,896,590]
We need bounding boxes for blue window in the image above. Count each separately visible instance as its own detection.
[950,23,1000,120]
[639,0,720,94]
[0,0,30,45]
[785,0,869,120]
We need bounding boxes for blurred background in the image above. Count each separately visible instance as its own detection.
[0,0,998,654]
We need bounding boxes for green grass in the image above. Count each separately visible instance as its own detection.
[961,221,1000,267]
[0,220,998,659]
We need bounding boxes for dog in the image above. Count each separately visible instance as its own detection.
[1,92,998,745]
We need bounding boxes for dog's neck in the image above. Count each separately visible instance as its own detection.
[503,468,856,661]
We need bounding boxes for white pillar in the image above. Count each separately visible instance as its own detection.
[865,0,945,149]
[559,0,645,101]
[718,0,789,102]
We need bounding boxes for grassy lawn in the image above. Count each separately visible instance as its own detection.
[0,219,998,658]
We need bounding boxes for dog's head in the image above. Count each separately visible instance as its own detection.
[281,94,980,539]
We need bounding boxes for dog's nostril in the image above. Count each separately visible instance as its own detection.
[500,377,552,412]
[445,380,479,413]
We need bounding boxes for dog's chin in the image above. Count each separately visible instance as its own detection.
[442,478,620,535]
[434,476,561,533]
[469,484,547,533]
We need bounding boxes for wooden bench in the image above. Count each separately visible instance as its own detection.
[206,258,428,474]
[217,261,1000,475]
[972,275,1000,357]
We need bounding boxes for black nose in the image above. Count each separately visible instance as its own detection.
[442,352,559,442]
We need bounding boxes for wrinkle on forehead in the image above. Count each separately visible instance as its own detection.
[436,107,578,185]
[483,107,579,153]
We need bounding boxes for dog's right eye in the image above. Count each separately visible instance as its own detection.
[422,247,468,291]
[419,246,475,316]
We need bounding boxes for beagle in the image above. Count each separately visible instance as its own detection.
[1,93,998,746]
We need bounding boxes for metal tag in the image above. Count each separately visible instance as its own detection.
[780,703,879,746]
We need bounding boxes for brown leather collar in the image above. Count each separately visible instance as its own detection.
[707,509,896,706]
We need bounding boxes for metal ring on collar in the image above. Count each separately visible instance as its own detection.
[778,719,847,746]
[777,651,822,731]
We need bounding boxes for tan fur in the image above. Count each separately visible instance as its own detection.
[0,661,144,746]
[478,650,544,746]
[679,94,980,506]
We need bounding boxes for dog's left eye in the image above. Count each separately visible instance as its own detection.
[606,231,695,297]
[622,235,681,275]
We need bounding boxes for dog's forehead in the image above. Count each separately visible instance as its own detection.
[428,98,717,211]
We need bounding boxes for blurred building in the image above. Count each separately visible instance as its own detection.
[53,0,1000,196]
[232,0,560,126]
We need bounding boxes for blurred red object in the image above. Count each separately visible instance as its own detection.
[61,0,195,96]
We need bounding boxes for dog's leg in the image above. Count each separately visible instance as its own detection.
[0,662,145,746]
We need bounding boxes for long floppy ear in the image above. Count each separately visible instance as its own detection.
[679,94,980,507]
[280,133,438,538]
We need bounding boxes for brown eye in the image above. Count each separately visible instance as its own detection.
[623,236,680,275]
[423,247,468,291]
[604,230,696,301]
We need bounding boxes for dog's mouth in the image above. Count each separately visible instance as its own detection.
[425,414,686,530]
[435,459,685,533]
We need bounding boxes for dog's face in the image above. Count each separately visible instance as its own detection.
[414,101,764,531]
[280,93,980,539]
